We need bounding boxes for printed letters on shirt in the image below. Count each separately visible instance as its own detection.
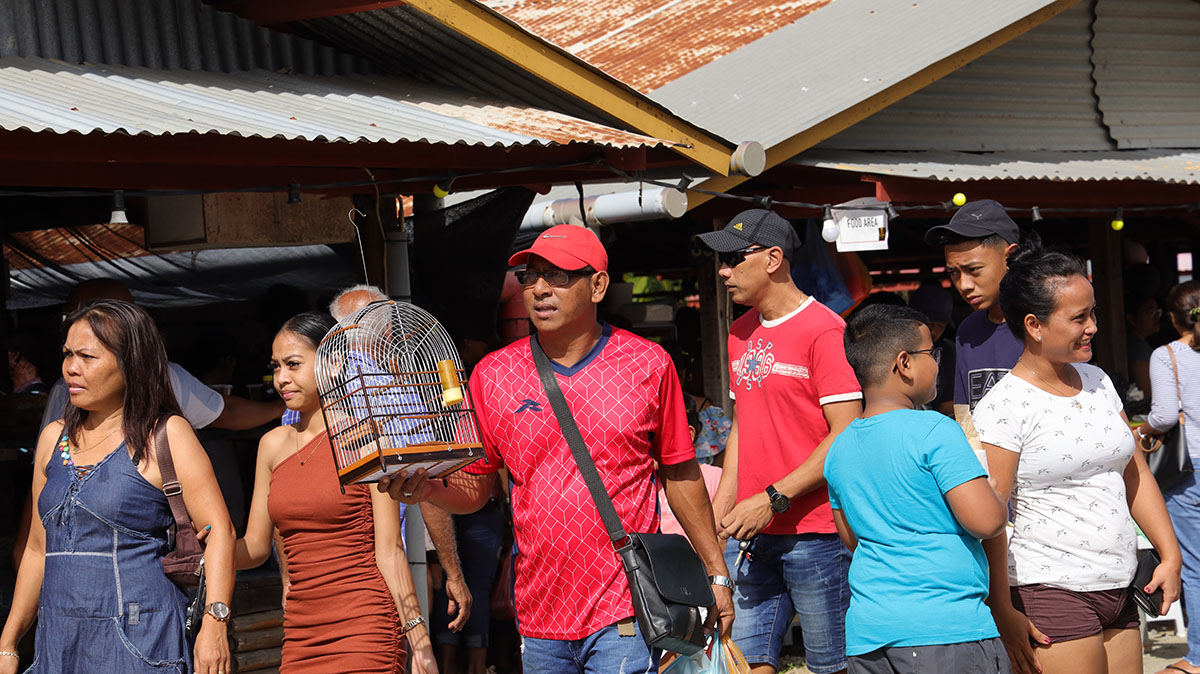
[967,368,1009,411]
[733,338,811,391]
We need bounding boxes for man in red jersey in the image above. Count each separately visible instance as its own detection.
[381,224,733,673]
[698,209,862,674]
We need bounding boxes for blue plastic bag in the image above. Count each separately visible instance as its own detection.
[662,636,729,674]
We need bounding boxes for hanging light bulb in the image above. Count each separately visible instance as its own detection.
[432,174,456,199]
[1031,206,1044,223]
[885,202,899,219]
[821,205,839,243]
[1111,208,1124,231]
[109,190,129,224]
[287,184,302,204]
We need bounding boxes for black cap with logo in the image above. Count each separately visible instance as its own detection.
[696,209,803,260]
[924,199,1020,246]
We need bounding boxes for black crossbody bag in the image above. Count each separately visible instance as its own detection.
[530,336,714,655]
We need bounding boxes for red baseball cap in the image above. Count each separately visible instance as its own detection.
[508,224,608,272]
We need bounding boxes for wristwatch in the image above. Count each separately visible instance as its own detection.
[205,601,231,623]
[766,485,790,514]
[709,575,735,590]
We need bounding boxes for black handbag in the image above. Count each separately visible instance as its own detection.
[530,336,715,655]
[1144,344,1192,491]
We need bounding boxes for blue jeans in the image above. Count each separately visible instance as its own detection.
[522,620,660,674]
[724,534,850,674]
[1165,470,1200,665]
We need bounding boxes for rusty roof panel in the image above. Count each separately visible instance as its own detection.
[0,56,675,149]
[484,0,833,92]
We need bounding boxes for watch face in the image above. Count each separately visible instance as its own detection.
[208,602,231,620]
[770,493,790,513]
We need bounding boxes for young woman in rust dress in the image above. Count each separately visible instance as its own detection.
[230,312,425,673]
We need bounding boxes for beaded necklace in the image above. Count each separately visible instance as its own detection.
[59,425,123,468]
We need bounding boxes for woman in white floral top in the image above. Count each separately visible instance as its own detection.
[972,233,1180,674]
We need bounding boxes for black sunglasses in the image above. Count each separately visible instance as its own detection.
[717,246,768,268]
[514,268,593,287]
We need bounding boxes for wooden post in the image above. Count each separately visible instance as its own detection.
[699,220,733,416]
[1089,217,1126,382]
[399,194,446,622]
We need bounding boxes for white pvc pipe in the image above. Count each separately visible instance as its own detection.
[520,186,688,230]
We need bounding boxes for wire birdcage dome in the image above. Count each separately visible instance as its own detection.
[315,300,483,485]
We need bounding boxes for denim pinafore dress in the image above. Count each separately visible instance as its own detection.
[29,437,190,673]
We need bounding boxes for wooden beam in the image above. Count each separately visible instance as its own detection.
[687,0,1085,209]
[0,130,669,173]
[0,161,660,193]
[400,0,736,176]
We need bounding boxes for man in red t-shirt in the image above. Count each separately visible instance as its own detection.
[382,225,733,673]
[699,209,862,674]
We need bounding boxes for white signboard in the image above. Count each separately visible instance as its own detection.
[833,197,890,252]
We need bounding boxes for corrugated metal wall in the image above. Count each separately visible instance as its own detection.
[818,1,1114,151]
[0,0,372,75]
[1091,0,1200,149]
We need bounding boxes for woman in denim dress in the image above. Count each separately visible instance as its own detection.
[0,300,235,674]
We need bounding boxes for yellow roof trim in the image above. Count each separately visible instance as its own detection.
[404,0,735,176]
[688,0,1084,209]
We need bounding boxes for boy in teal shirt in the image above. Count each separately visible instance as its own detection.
[824,304,1010,674]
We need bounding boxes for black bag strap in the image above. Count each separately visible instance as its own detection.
[155,419,194,531]
[529,335,629,546]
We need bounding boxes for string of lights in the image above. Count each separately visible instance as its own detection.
[600,164,1200,219]
[1,157,1197,233]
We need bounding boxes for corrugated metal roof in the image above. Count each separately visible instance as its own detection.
[818,2,1112,151]
[1091,0,1200,149]
[0,56,674,149]
[288,5,626,128]
[3,223,149,270]
[795,149,1200,184]
[482,0,833,93]
[0,0,372,75]
[649,0,1079,148]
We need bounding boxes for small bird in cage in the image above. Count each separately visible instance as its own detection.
[315,300,484,485]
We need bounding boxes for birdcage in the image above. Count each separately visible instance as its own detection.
[315,300,483,485]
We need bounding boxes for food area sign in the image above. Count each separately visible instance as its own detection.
[833,197,890,252]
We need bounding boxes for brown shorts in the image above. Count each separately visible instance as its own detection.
[1011,584,1140,643]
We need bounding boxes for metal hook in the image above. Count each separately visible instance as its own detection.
[348,208,370,282]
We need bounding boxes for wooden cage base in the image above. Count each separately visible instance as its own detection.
[336,443,483,485]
